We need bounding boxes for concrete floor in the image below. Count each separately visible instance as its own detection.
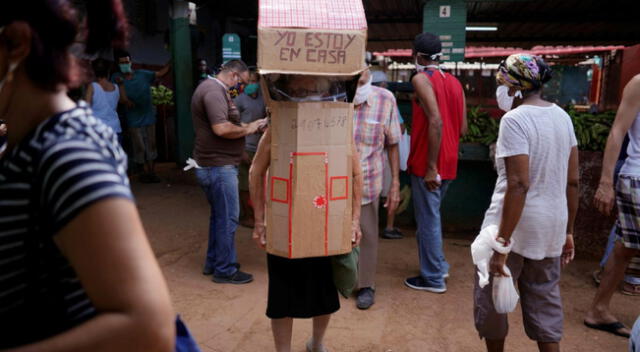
[133,166,638,351]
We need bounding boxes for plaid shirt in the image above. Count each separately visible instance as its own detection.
[353,86,402,205]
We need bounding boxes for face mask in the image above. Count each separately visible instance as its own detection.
[354,76,372,105]
[290,95,325,102]
[415,59,427,72]
[229,74,244,95]
[244,83,259,96]
[119,63,132,74]
[496,85,522,112]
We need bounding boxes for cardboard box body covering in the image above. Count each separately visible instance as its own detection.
[258,0,367,258]
[265,102,353,258]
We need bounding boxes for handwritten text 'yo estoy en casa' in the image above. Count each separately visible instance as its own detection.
[275,31,358,65]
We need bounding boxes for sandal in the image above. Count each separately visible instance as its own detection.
[306,340,328,352]
[592,270,602,286]
[584,320,630,338]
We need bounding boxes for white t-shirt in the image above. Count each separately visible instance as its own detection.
[481,104,578,260]
[619,112,640,176]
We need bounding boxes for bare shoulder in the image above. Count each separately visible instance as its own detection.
[411,72,431,87]
[626,75,640,95]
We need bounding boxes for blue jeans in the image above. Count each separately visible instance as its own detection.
[195,165,240,277]
[411,175,451,287]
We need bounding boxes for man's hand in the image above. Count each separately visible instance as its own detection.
[0,123,6,137]
[562,234,575,268]
[252,223,267,249]
[351,220,362,248]
[594,181,615,215]
[423,167,441,191]
[489,251,509,277]
[247,118,268,135]
[384,181,401,214]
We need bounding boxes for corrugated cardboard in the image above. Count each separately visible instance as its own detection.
[258,28,367,76]
[265,101,354,258]
[258,0,367,258]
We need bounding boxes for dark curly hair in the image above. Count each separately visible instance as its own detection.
[0,0,129,91]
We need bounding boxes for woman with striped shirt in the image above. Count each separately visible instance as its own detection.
[0,1,174,350]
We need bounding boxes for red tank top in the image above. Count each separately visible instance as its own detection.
[407,70,464,180]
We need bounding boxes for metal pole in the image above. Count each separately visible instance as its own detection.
[171,0,194,164]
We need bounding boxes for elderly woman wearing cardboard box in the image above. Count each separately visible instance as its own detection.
[249,76,363,352]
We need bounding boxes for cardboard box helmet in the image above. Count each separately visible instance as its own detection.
[258,0,368,258]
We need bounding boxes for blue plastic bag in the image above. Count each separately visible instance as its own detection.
[175,316,200,352]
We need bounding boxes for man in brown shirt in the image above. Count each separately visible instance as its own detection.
[191,59,266,284]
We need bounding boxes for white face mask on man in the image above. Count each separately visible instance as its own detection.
[354,76,372,105]
[496,85,522,112]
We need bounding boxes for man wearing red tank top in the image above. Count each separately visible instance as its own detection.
[404,32,467,293]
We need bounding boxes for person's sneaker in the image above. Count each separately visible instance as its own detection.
[404,276,446,293]
[443,272,450,279]
[212,270,253,284]
[621,282,640,296]
[202,263,240,276]
[381,228,404,239]
[356,287,375,310]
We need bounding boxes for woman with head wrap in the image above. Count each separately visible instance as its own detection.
[473,54,579,352]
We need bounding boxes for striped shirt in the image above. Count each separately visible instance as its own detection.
[0,102,132,348]
[353,86,402,205]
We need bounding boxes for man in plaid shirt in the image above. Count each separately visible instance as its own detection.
[353,68,402,310]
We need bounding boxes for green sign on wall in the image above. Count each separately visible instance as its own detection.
[222,33,241,63]
[423,0,467,62]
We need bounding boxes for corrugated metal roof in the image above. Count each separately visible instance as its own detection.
[373,45,626,59]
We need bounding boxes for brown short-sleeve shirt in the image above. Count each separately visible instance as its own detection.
[191,78,244,166]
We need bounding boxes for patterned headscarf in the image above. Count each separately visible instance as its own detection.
[496,54,552,92]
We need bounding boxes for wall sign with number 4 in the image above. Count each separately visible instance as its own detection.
[440,5,451,18]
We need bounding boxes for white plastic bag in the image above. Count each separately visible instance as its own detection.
[492,266,519,314]
[398,131,410,171]
[471,225,519,313]
[471,225,512,288]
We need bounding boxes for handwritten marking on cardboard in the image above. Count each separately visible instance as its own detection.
[275,31,357,65]
[290,115,347,132]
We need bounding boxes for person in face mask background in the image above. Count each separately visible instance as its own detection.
[352,67,402,310]
[234,70,266,228]
[405,32,467,294]
[190,59,266,284]
[196,58,212,85]
[112,50,171,183]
